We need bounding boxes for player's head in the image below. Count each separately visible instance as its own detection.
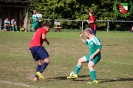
[88,10,93,16]
[33,10,37,14]
[84,28,93,38]
[42,23,50,32]
[5,18,8,20]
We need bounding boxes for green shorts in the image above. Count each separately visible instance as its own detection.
[32,22,39,29]
[85,54,101,65]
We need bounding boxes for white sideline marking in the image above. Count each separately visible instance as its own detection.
[0,80,44,88]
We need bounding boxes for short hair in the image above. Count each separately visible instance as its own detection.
[84,28,92,34]
[88,10,93,14]
[42,23,50,28]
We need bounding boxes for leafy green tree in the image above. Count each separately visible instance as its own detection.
[29,0,133,30]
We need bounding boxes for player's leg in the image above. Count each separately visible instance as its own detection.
[92,28,96,35]
[15,26,18,32]
[36,46,50,80]
[11,25,14,31]
[34,59,42,81]
[67,56,87,79]
[3,24,7,31]
[87,55,101,84]
[31,22,35,32]
[29,46,42,81]
[34,22,39,32]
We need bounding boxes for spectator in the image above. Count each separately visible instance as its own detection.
[36,11,42,27]
[3,18,11,31]
[87,10,97,35]
[11,18,18,32]
[31,10,39,32]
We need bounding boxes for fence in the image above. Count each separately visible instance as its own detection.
[39,19,133,33]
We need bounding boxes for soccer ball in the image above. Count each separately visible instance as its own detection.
[70,72,74,76]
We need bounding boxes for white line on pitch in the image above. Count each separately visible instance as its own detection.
[0,80,44,88]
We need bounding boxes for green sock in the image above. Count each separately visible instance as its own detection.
[90,70,96,81]
[12,26,14,31]
[74,65,81,74]
[15,26,18,31]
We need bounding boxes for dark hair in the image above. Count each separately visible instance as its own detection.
[84,28,92,34]
[42,23,50,28]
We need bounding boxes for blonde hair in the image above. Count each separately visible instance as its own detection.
[84,28,92,34]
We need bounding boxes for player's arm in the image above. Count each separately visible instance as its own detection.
[92,49,101,57]
[88,20,94,24]
[42,34,50,45]
[90,48,101,61]
[79,32,85,43]
[87,16,95,24]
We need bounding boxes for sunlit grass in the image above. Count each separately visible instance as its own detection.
[0,31,133,88]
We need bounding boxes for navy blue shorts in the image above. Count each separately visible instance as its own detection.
[90,27,96,35]
[30,46,49,61]
[92,30,96,35]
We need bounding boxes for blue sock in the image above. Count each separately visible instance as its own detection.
[36,65,41,72]
[39,62,48,73]
[74,65,82,74]
[90,70,96,81]
[35,65,41,78]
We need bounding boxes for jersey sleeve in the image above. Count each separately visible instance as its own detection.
[96,39,102,49]
[93,37,102,49]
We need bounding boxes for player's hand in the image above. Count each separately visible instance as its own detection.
[79,32,83,37]
[47,41,50,45]
[89,55,94,61]
[87,20,90,24]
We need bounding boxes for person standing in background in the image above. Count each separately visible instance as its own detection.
[31,10,39,32]
[36,11,42,28]
[87,10,97,35]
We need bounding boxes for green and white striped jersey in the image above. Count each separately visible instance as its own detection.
[85,36,102,54]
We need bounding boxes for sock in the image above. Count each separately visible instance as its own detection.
[73,64,82,74]
[12,26,14,31]
[35,65,41,78]
[90,70,96,81]
[36,65,41,72]
[4,26,6,29]
[15,26,18,31]
[39,62,48,73]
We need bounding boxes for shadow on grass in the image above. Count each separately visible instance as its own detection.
[46,75,90,81]
[98,78,133,83]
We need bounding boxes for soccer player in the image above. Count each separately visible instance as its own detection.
[29,23,50,81]
[87,10,97,35]
[67,28,102,84]
[31,10,39,32]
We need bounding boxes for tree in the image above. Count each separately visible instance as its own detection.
[29,0,133,30]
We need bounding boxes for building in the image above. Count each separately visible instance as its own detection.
[0,0,32,31]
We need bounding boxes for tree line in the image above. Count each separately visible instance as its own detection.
[29,0,133,31]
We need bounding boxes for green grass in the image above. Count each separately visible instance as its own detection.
[0,31,133,88]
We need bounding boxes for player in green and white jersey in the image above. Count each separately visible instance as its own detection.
[67,28,102,84]
[31,10,39,32]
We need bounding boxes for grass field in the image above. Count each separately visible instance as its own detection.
[0,31,133,88]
